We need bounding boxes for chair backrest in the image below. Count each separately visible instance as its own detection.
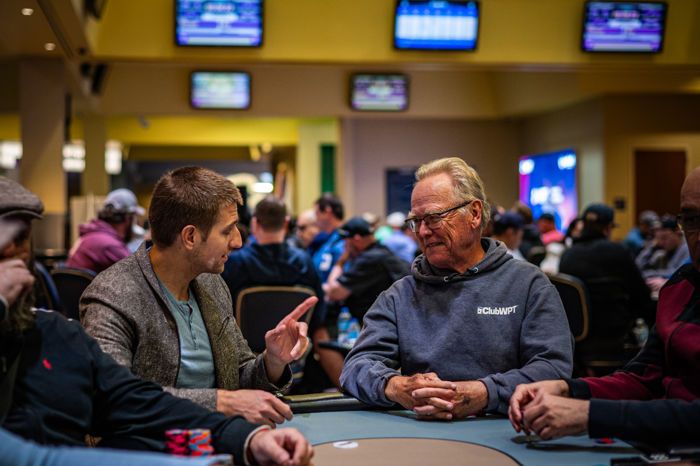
[235,286,316,353]
[51,267,96,320]
[33,261,62,313]
[547,272,590,342]
[526,246,547,266]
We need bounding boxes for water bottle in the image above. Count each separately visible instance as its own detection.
[337,307,351,346]
[346,317,361,347]
[632,318,649,348]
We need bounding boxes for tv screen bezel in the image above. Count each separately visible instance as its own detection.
[580,1,667,54]
[175,0,264,48]
[349,73,410,112]
[189,70,252,110]
[392,0,480,52]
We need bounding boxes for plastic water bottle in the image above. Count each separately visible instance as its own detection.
[632,318,649,348]
[346,317,361,347]
[337,307,351,346]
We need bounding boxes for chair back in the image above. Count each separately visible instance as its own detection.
[526,246,547,266]
[33,261,62,313]
[51,267,96,320]
[235,286,316,353]
[547,272,590,342]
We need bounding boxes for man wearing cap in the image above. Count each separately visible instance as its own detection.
[66,188,145,274]
[317,216,410,387]
[508,168,700,446]
[0,176,314,465]
[537,213,564,246]
[559,203,654,371]
[382,212,418,264]
[81,168,315,428]
[490,212,525,261]
[341,158,573,419]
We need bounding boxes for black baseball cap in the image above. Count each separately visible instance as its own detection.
[582,203,615,227]
[338,216,373,238]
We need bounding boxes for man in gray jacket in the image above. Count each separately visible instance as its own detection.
[340,157,573,419]
[82,167,316,427]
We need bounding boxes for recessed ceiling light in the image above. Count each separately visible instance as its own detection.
[44,42,56,51]
[21,7,34,16]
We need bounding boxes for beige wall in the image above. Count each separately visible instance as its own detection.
[340,118,520,218]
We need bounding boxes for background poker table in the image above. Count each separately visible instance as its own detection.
[283,407,639,466]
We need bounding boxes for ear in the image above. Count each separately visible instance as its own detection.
[180,225,198,251]
[470,200,483,229]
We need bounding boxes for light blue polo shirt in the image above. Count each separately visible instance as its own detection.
[157,278,216,389]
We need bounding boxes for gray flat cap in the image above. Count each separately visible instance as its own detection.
[0,176,44,219]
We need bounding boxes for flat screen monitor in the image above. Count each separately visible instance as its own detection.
[518,149,578,233]
[350,74,409,112]
[176,0,263,47]
[394,0,479,51]
[190,71,251,109]
[582,1,666,53]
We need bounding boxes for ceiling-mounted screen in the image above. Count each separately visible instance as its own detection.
[393,0,479,51]
[519,149,578,233]
[350,74,409,112]
[582,1,667,53]
[190,71,251,109]
[176,0,263,47]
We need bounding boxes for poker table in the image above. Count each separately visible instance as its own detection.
[283,407,639,466]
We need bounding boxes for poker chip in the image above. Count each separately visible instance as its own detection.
[165,429,189,456]
[188,429,215,457]
[165,428,214,457]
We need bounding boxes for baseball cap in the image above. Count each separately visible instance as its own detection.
[493,212,524,230]
[582,203,616,227]
[338,216,373,238]
[0,176,44,220]
[538,213,556,222]
[386,212,406,228]
[103,189,145,216]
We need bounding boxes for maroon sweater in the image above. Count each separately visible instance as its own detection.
[568,264,700,442]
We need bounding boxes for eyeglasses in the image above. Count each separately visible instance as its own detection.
[677,212,700,233]
[405,200,474,233]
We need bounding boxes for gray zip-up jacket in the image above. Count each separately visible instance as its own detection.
[80,244,291,411]
[340,238,573,414]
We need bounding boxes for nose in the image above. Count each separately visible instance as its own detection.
[417,220,432,238]
[230,227,243,250]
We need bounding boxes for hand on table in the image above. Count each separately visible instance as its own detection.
[216,389,292,427]
[412,380,488,420]
[385,372,457,418]
[264,297,317,381]
[521,392,590,440]
[508,379,569,432]
[248,428,313,466]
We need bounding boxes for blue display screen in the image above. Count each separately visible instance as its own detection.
[190,72,251,109]
[519,149,578,232]
[176,0,263,47]
[394,0,479,51]
[582,2,666,53]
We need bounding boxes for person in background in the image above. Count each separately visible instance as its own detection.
[490,212,525,261]
[508,168,700,445]
[513,201,543,260]
[81,168,315,428]
[341,157,573,419]
[294,209,321,252]
[67,188,145,274]
[624,210,660,257]
[312,194,345,283]
[382,211,418,264]
[636,215,690,295]
[0,176,313,465]
[537,213,564,246]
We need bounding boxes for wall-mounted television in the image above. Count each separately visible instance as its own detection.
[176,0,263,47]
[519,149,578,232]
[582,1,667,53]
[350,74,409,112]
[190,71,251,109]
[394,0,479,51]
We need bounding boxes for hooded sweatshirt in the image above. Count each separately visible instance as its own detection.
[66,219,130,274]
[340,238,573,414]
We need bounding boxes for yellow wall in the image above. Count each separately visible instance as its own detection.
[92,0,700,65]
[0,114,19,139]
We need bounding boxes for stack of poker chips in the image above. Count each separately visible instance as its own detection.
[165,429,214,457]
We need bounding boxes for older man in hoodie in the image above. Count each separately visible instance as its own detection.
[340,157,573,420]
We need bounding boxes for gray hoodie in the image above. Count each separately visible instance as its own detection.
[340,238,573,414]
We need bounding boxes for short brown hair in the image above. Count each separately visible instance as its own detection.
[149,167,242,248]
[254,196,287,232]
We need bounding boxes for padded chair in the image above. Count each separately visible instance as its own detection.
[33,261,62,313]
[547,272,590,342]
[51,267,96,320]
[235,286,316,354]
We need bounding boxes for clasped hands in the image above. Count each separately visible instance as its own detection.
[385,372,488,421]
